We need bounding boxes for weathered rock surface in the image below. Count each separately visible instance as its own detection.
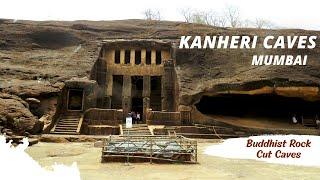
[1,19,320,103]
[1,19,320,127]
[0,93,43,134]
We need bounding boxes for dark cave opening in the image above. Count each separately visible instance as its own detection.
[195,94,320,122]
[67,89,84,111]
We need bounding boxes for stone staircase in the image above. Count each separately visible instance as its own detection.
[51,114,82,135]
[121,124,152,136]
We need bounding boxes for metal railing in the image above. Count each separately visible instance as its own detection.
[101,135,197,163]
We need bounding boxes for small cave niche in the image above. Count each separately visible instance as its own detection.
[195,94,320,123]
[67,89,84,111]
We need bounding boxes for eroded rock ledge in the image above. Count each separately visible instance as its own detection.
[0,93,43,134]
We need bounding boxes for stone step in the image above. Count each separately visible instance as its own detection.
[62,114,80,117]
[123,130,149,132]
[124,131,150,133]
[57,122,79,126]
[57,122,79,124]
[123,128,149,131]
[56,123,78,126]
[54,129,78,132]
[54,126,78,130]
[59,118,79,121]
[58,122,79,125]
[122,124,148,127]
[60,117,79,119]
[125,131,151,134]
[176,133,241,139]
[56,124,78,127]
[58,121,79,124]
[125,132,150,134]
[51,131,79,135]
[55,124,78,127]
[51,115,82,134]
[55,126,78,130]
[125,129,150,131]
[122,124,151,135]
[123,127,148,129]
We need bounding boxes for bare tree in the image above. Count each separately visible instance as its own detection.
[217,16,227,27]
[180,8,225,27]
[179,7,277,29]
[241,19,254,28]
[180,8,194,23]
[202,11,220,26]
[191,11,206,24]
[254,18,274,29]
[224,5,241,28]
[143,9,161,21]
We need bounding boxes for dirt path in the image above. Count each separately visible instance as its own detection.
[26,141,320,180]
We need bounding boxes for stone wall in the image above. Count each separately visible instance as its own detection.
[146,111,182,126]
[83,108,122,126]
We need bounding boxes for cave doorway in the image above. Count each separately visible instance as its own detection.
[131,76,143,98]
[131,76,144,122]
[132,97,143,122]
[195,94,320,127]
[67,89,84,111]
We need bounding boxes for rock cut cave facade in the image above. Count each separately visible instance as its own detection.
[50,39,190,135]
[91,39,179,122]
[50,39,320,136]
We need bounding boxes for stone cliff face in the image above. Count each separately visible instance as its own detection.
[1,19,320,132]
[0,93,43,134]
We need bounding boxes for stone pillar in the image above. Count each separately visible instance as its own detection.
[141,49,146,65]
[143,76,151,122]
[104,74,113,108]
[151,49,156,65]
[110,49,115,64]
[143,97,150,124]
[162,59,175,112]
[130,49,135,66]
[122,75,131,119]
[161,75,166,111]
[120,49,125,64]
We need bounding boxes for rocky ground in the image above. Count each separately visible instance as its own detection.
[26,141,320,180]
[1,19,320,134]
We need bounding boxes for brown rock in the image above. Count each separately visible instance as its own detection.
[0,93,43,134]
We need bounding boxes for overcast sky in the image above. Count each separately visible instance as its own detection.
[0,0,319,30]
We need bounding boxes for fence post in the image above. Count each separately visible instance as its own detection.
[150,138,153,164]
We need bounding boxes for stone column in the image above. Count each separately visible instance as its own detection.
[162,59,175,112]
[122,75,131,119]
[143,76,151,122]
[130,49,135,66]
[141,49,146,65]
[104,74,113,108]
[110,49,115,64]
[120,49,125,64]
[151,49,156,65]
